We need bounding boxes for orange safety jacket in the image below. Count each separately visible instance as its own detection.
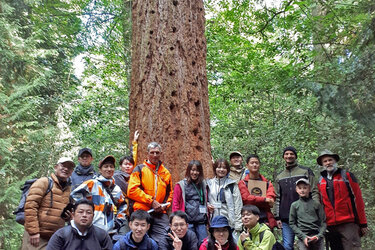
[127,160,173,212]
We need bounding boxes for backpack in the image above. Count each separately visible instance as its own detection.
[250,229,285,250]
[318,169,359,223]
[13,177,53,225]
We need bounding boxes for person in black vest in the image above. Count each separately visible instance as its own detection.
[47,199,112,250]
[172,160,208,244]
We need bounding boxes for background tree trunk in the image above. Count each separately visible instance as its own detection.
[129,0,212,182]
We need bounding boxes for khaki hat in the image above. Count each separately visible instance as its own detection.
[229,151,243,159]
[317,149,340,166]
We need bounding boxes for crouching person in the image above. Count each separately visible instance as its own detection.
[47,199,112,250]
[167,211,199,250]
[238,205,276,250]
[113,210,158,250]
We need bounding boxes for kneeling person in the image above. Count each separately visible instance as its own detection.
[47,199,112,250]
[238,205,276,250]
[113,210,158,250]
[167,211,198,250]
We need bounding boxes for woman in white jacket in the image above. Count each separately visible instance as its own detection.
[207,158,243,240]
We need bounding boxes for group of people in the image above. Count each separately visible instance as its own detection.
[20,131,368,250]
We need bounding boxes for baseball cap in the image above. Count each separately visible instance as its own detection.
[99,155,116,168]
[78,148,93,157]
[57,157,75,169]
[295,178,309,185]
[229,151,243,159]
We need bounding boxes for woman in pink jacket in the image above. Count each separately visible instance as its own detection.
[172,160,209,244]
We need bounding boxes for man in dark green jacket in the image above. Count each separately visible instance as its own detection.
[273,146,319,250]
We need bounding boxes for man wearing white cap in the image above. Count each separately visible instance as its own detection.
[22,157,75,250]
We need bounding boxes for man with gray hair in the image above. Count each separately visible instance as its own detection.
[317,149,368,250]
[127,141,173,249]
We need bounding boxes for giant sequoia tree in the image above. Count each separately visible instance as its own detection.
[129,0,212,180]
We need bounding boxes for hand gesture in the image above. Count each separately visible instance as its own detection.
[240,230,250,242]
[168,230,182,250]
[133,130,139,142]
[214,241,222,250]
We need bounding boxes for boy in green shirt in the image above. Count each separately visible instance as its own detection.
[289,178,326,250]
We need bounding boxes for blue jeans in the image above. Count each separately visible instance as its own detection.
[188,223,208,245]
[282,222,295,250]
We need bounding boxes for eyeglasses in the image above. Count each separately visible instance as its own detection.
[171,223,187,228]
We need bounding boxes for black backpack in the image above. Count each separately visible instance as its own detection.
[13,177,53,225]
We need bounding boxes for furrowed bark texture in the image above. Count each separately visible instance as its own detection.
[129,0,212,182]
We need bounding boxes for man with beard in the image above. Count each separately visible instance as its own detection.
[47,199,112,250]
[274,146,319,250]
[71,148,96,191]
[317,150,368,250]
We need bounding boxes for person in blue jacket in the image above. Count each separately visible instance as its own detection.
[113,210,158,250]
[71,148,96,191]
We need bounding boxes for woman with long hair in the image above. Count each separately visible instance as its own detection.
[172,160,208,244]
[199,215,239,250]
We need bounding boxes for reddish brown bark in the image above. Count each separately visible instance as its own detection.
[129,0,212,183]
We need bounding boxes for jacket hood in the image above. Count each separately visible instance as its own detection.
[95,175,115,187]
[75,164,95,175]
[114,170,130,179]
[123,231,151,248]
[210,176,236,187]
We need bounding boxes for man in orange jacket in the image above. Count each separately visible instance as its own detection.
[127,142,173,249]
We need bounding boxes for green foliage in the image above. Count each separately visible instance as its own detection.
[59,0,133,166]
[1,0,374,248]
[0,0,83,248]
[206,0,375,247]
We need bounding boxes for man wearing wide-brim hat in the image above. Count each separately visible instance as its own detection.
[317,149,368,250]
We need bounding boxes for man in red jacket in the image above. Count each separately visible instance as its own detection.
[238,154,277,230]
[317,150,368,250]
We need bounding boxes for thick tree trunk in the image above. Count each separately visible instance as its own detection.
[129,0,212,182]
